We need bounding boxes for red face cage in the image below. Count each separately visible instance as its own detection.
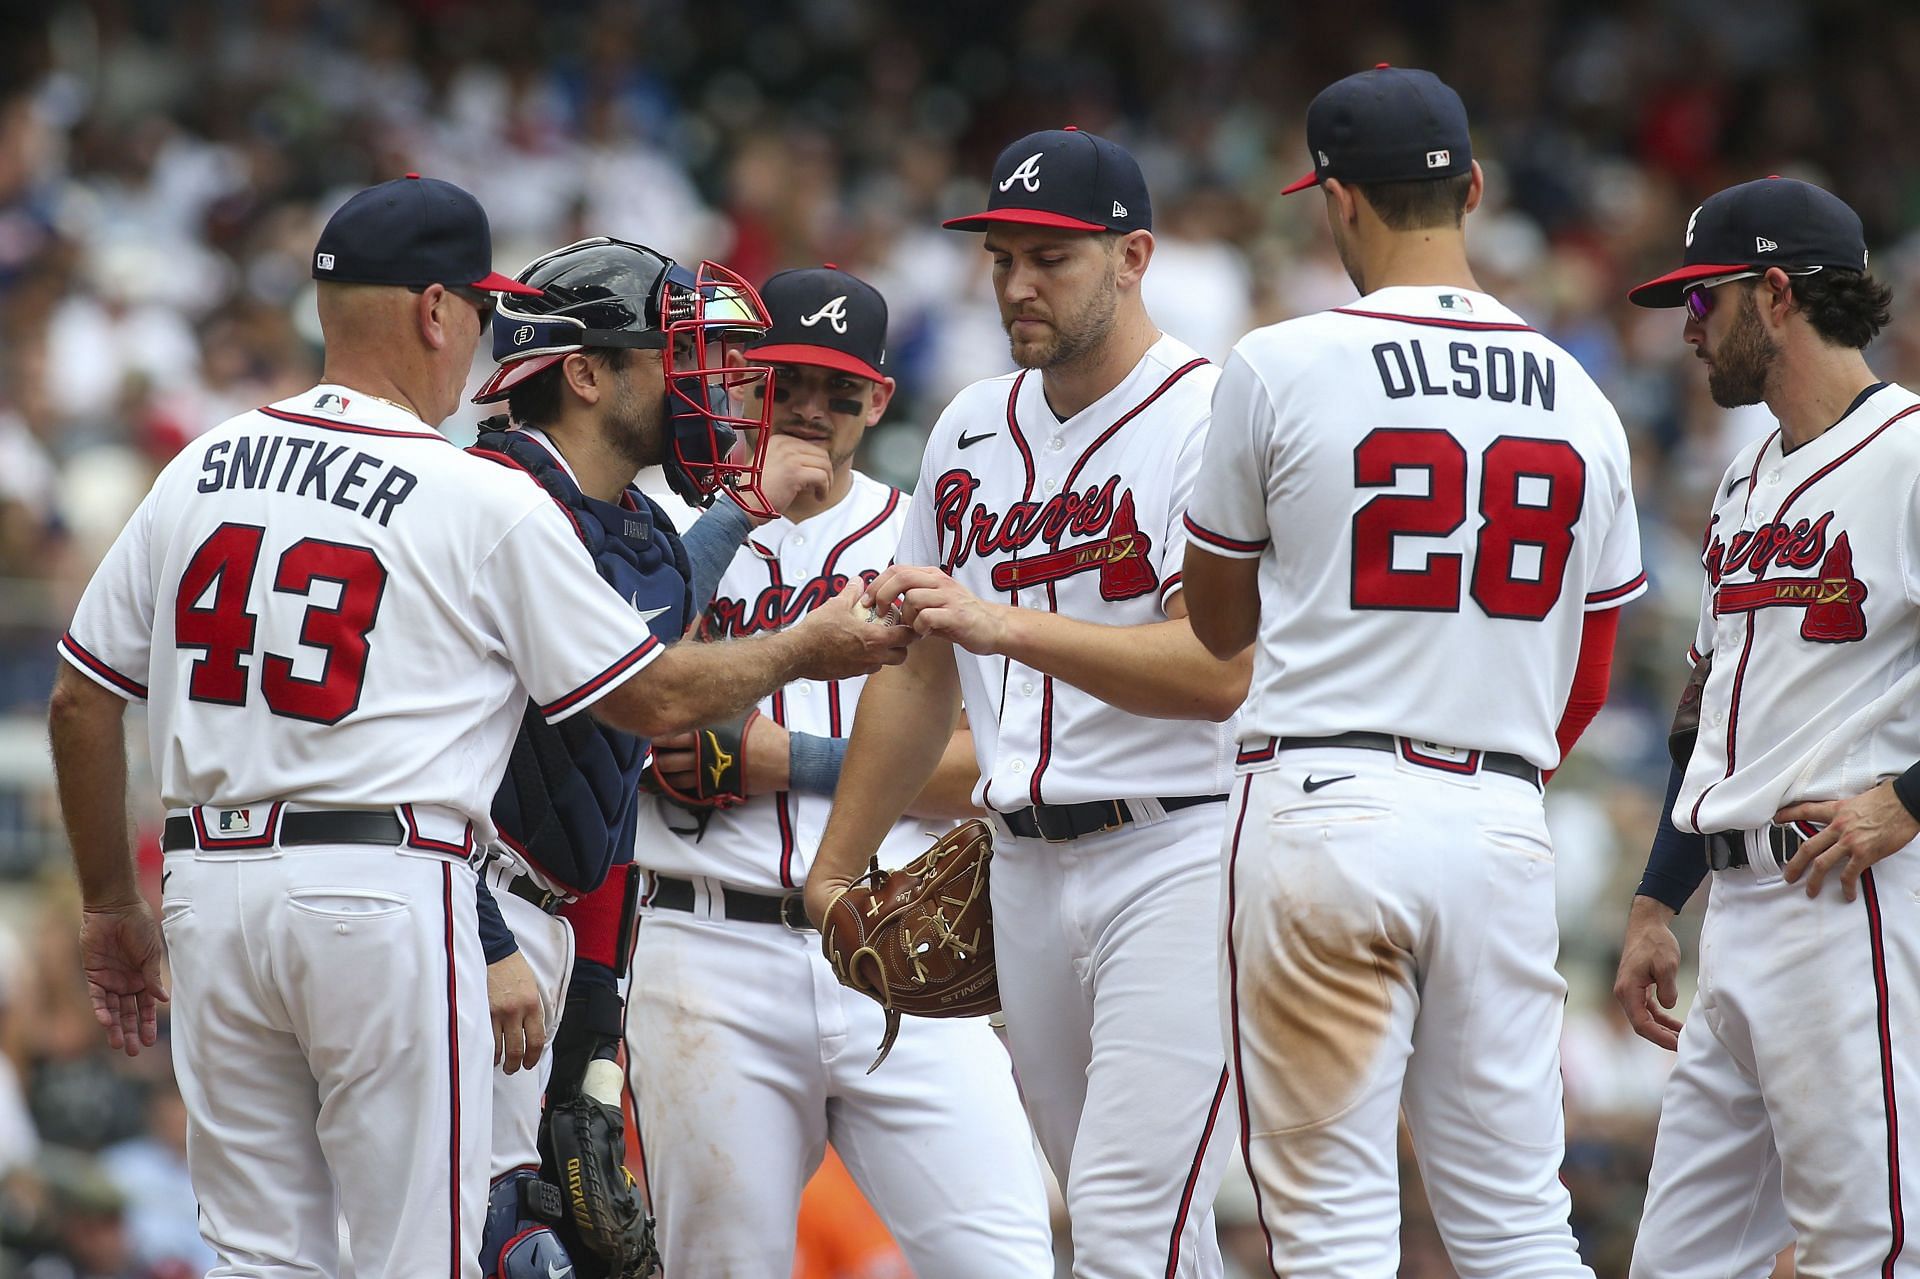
[662,261,780,520]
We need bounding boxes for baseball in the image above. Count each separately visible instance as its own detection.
[864,600,903,625]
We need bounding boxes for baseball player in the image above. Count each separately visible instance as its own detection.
[620,265,1055,1277]
[803,130,1251,1278]
[44,177,911,1279]
[1616,178,1916,1277]
[458,236,850,1277]
[1180,68,1645,1278]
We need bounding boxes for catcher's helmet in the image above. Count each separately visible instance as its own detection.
[473,237,779,516]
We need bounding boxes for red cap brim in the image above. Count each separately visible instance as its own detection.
[1280,168,1322,195]
[1627,262,1753,309]
[471,353,566,404]
[749,344,887,383]
[942,208,1112,233]
[471,271,546,297]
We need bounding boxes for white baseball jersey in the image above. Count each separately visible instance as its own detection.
[635,470,927,890]
[1675,380,1920,834]
[1183,286,1647,770]
[59,384,663,844]
[892,333,1237,808]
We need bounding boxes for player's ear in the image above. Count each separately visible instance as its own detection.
[1760,267,1799,328]
[560,352,604,405]
[1323,178,1359,229]
[1463,161,1486,216]
[414,283,451,351]
[866,376,897,427]
[1114,230,1153,290]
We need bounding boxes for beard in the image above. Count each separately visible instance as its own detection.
[1005,278,1119,370]
[1706,290,1779,408]
[608,370,667,473]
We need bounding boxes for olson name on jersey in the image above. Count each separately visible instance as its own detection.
[1372,339,1556,409]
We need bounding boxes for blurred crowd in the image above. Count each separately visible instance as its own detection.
[4,0,1918,1273]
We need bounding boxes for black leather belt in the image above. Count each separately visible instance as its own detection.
[162,809,402,852]
[998,794,1228,843]
[502,872,567,913]
[1273,732,1541,789]
[1706,826,1798,871]
[649,875,811,931]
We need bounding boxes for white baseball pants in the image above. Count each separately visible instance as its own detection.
[1225,751,1592,1278]
[161,842,491,1279]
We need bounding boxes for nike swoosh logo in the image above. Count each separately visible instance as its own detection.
[548,1263,572,1279]
[1302,774,1356,793]
[958,431,994,449]
[161,869,172,892]
[630,593,672,624]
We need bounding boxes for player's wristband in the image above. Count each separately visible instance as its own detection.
[788,732,849,796]
[1893,762,1920,822]
[1636,758,1709,912]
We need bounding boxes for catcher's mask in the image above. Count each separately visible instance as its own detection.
[473,237,779,517]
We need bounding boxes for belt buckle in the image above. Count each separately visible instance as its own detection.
[1038,808,1076,843]
[779,891,813,933]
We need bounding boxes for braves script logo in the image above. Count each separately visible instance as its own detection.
[799,296,849,334]
[998,152,1044,193]
[708,570,880,638]
[1706,510,1868,642]
[931,470,1158,601]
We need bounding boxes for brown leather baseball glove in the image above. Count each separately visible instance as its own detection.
[819,819,999,1071]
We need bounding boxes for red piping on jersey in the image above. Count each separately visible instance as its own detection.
[1692,406,1920,830]
[539,637,660,720]
[58,632,149,699]
[441,862,462,1279]
[1224,778,1282,1276]
[1865,869,1907,1275]
[988,373,1039,813]
[401,804,475,858]
[1183,513,1268,554]
[760,555,800,888]
[257,404,449,443]
[822,487,901,578]
[1586,571,1648,605]
[1329,307,1535,333]
[1165,1064,1231,1277]
[1026,357,1210,804]
[467,447,587,540]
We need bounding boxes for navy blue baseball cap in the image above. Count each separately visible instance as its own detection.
[1282,65,1473,196]
[1629,176,1871,308]
[943,127,1151,234]
[750,266,889,383]
[312,174,543,296]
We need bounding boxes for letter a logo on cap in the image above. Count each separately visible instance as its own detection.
[998,153,1044,193]
[799,296,850,334]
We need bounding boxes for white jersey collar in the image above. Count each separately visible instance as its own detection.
[273,383,442,435]
[1020,332,1205,431]
[1340,285,1529,328]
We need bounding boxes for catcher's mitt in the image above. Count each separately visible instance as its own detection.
[539,1061,658,1279]
[820,819,999,1071]
[1669,652,1712,768]
[640,708,756,812]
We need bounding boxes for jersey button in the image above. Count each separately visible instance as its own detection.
[1022,681,1035,695]
[1048,437,1064,452]
[1712,711,1725,726]
[1765,472,1780,485]
[1010,758,1026,773]
[1043,477,1058,493]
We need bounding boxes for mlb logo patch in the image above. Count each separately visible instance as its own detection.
[312,393,350,415]
[1426,149,1451,169]
[1439,294,1474,313]
[316,253,335,271]
[218,808,254,834]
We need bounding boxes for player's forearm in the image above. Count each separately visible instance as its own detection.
[1181,544,1261,659]
[47,667,139,909]
[814,642,962,884]
[905,728,983,821]
[597,630,811,738]
[996,609,1249,721]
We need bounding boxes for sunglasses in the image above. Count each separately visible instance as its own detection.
[408,282,496,322]
[1682,266,1824,322]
